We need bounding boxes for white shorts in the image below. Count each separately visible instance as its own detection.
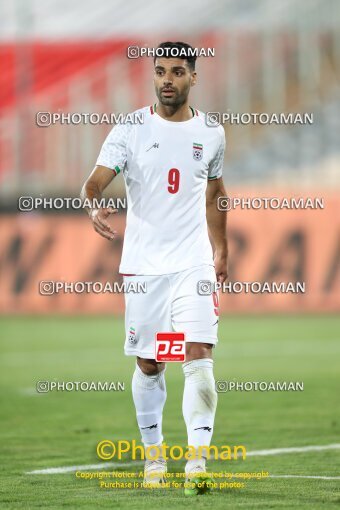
[123,265,219,359]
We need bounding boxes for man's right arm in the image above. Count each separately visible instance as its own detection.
[80,165,118,241]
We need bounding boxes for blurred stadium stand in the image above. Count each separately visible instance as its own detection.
[0,0,339,315]
[227,92,340,187]
[0,0,340,202]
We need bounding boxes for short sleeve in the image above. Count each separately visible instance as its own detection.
[208,128,226,180]
[96,123,130,175]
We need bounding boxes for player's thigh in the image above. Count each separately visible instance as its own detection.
[171,265,219,346]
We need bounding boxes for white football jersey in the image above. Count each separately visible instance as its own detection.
[96,105,226,275]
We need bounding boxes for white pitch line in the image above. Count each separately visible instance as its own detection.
[27,461,144,475]
[26,443,340,475]
[245,443,340,457]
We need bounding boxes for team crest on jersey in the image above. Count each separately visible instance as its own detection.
[128,326,138,345]
[193,142,203,161]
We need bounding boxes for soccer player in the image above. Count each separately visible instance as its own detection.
[81,41,228,495]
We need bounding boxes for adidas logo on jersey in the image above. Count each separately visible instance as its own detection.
[146,142,159,152]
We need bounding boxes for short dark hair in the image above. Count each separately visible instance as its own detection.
[153,41,197,71]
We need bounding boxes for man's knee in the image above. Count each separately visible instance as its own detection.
[185,342,213,362]
[137,357,165,375]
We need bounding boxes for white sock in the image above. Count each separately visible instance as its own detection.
[132,364,167,449]
[182,358,217,469]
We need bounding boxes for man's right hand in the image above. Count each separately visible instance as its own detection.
[89,207,118,240]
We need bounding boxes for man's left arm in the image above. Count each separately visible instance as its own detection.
[206,177,228,283]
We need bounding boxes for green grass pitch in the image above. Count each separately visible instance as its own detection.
[0,315,339,508]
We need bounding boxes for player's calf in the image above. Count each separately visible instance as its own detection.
[132,359,168,488]
[182,356,217,494]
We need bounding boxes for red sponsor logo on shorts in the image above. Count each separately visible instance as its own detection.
[155,332,186,362]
